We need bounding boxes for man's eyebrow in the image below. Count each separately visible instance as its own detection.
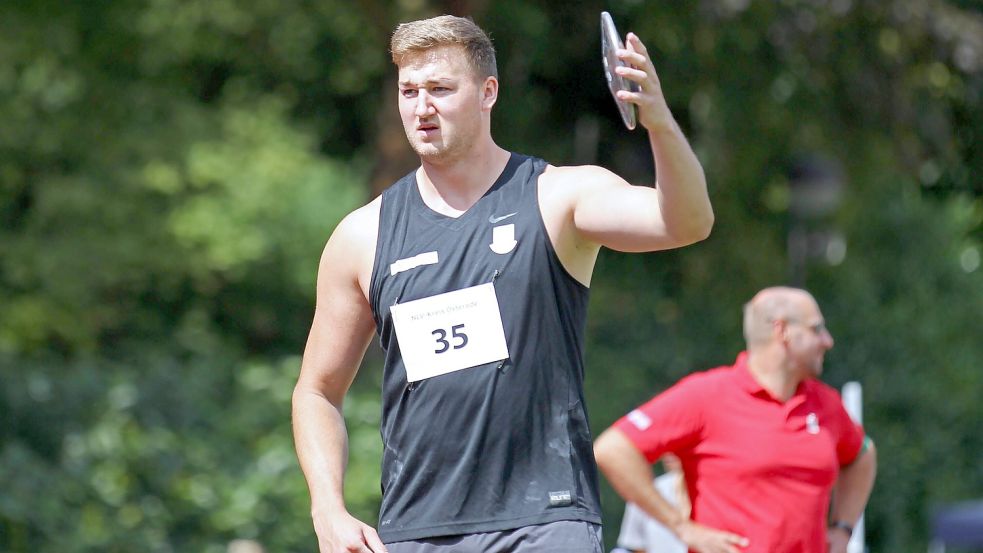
[399,77,455,87]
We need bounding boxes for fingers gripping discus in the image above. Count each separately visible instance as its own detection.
[600,11,639,130]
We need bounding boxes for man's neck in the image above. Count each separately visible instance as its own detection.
[746,348,801,402]
[417,142,510,216]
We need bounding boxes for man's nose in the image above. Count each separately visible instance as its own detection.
[415,91,435,117]
[822,329,834,349]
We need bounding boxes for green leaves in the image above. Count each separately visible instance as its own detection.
[0,0,980,551]
[168,95,363,284]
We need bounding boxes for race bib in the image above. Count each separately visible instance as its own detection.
[390,283,509,382]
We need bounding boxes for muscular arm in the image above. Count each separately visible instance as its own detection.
[292,201,387,553]
[539,33,712,284]
[570,32,713,253]
[595,428,684,531]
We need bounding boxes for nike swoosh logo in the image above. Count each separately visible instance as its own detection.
[489,212,517,224]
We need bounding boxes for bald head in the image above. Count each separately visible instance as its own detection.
[742,287,818,347]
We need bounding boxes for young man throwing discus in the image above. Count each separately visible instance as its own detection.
[292,14,714,553]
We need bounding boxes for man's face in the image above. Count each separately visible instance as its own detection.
[397,45,490,163]
[784,299,835,379]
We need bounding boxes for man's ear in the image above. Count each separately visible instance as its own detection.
[481,76,499,111]
[773,319,789,343]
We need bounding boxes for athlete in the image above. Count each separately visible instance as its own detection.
[292,14,714,553]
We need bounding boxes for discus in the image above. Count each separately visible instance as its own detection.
[600,11,639,130]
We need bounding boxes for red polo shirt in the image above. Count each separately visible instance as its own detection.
[614,352,865,553]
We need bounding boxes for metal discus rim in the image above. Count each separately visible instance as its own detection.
[601,11,639,130]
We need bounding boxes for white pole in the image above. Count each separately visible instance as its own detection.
[842,381,865,553]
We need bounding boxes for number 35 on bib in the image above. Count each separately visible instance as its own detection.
[389,283,510,383]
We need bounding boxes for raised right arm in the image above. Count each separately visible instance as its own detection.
[292,199,387,553]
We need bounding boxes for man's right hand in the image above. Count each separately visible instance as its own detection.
[313,510,388,553]
[676,520,749,553]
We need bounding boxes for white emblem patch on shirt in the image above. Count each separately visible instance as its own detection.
[390,251,439,276]
[806,412,820,434]
[627,409,652,431]
[489,224,517,254]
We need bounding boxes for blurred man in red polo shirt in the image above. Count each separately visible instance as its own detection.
[594,287,877,553]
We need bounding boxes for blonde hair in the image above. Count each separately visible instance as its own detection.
[391,15,498,80]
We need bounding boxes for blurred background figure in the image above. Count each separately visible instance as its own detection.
[595,287,877,553]
[616,454,689,553]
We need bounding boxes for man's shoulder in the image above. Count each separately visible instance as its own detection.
[540,163,620,188]
[324,197,381,267]
[318,196,382,296]
[336,196,382,240]
[677,364,735,388]
[537,163,626,222]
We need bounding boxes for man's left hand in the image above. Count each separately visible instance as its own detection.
[615,33,674,133]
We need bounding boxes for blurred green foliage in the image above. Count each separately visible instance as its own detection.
[1,0,981,551]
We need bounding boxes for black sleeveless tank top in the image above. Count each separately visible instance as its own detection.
[368,153,601,542]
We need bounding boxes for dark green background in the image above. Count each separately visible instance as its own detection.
[2,0,981,551]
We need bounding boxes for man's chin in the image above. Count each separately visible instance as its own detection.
[411,142,444,159]
[416,145,466,165]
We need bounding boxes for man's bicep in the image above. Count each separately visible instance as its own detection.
[298,299,375,405]
[575,186,679,251]
[561,166,689,253]
[296,229,378,406]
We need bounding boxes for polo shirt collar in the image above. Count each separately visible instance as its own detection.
[732,351,808,404]
[732,351,765,394]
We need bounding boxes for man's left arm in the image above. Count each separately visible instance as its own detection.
[827,439,878,553]
[570,32,713,252]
